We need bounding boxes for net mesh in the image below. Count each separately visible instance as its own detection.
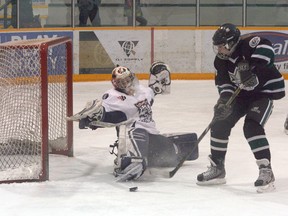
[0,38,71,182]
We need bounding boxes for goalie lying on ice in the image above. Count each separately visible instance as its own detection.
[68,63,198,181]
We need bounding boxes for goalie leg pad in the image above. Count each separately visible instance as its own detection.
[114,155,145,181]
[147,132,198,167]
[114,127,148,181]
[147,134,179,167]
[166,133,198,161]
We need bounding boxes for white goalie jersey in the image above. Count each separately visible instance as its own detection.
[101,84,160,134]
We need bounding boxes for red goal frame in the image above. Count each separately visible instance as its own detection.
[0,36,73,183]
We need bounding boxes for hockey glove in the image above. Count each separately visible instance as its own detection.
[149,61,171,95]
[79,117,90,129]
[236,60,259,91]
[68,99,104,121]
[79,117,99,130]
[213,97,233,121]
[67,99,104,130]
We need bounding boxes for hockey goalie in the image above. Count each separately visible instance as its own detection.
[68,62,198,181]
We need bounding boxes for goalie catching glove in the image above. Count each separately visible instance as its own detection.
[149,61,171,95]
[235,60,259,91]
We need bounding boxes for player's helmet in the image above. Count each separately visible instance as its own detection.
[212,23,241,59]
[111,66,138,95]
[150,61,170,75]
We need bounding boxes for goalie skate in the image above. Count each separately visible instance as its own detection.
[115,162,144,182]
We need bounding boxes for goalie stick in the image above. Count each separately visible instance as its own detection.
[89,119,134,128]
[168,84,244,178]
[66,100,133,128]
[67,117,134,128]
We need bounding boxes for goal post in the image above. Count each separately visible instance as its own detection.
[0,36,73,183]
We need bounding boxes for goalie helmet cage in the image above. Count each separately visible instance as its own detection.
[0,37,73,183]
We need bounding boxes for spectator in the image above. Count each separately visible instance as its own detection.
[11,0,41,28]
[124,0,147,26]
[77,0,101,27]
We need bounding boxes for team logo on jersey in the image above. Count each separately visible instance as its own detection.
[228,69,241,85]
[249,36,260,48]
[118,41,139,57]
[135,99,153,123]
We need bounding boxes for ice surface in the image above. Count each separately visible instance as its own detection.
[1,80,288,216]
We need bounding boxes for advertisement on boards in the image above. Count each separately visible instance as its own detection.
[0,31,73,44]
[94,30,151,73]
[244,31,288,73]
[78,30,198,75]
[0,31,73,76]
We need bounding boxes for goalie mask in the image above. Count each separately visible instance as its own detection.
[212,23,240,60]
[149,61,171,95]
[111,66,139,95]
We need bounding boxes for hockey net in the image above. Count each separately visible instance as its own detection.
[0,37,73,183]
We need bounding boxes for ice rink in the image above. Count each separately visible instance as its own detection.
[1,80,288,216]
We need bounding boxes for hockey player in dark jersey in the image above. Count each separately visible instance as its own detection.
[197,23,285,192]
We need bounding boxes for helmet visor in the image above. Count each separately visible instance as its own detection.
[112,72,139,95]
[213,44,233,60]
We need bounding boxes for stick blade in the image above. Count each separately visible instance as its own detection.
[169,167,179,178]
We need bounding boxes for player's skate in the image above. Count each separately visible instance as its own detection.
[197,155,226,185]
[254,159,275,193]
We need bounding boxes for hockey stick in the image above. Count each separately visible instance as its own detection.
[168,84,244,178]
[89,119,134,128]
[67,114,133,128]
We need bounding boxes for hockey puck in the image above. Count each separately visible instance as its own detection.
[129,186,138,192]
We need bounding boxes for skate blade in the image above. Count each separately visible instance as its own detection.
[256,182,275,193]
[196,178,226,186]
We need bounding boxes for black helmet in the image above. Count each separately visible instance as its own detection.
[213,23,240,48]
[212,23,240,59]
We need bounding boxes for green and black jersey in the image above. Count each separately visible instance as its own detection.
[214,35,285,100]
